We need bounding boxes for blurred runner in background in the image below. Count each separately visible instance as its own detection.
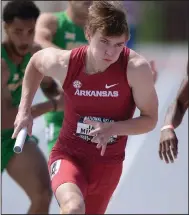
[1,0,54,213]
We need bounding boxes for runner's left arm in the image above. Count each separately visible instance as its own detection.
[112,52,158,136]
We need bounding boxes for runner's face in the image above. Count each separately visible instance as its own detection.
[70,1,92,20]
[5,18,36,56]
[87,30,127,66]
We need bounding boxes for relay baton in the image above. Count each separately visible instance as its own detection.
[13,127,27,154]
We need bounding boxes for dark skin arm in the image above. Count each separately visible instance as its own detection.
[159,63,188,164]
[164,74,188,128]
[40,76,61,99]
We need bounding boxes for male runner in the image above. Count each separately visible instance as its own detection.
[34,1,92,153]
[159,62,188,163]
[13,1,158,214]
[1,0,63,213]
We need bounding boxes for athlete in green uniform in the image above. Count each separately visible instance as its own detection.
[1,1,63,213]
[35,1,91,153]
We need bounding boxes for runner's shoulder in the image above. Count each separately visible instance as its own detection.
[127,49,153,86]
[33,47,71,71]
[128,49,150,70]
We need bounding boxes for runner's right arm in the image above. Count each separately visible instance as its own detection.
[18,48,71,115]
[1,58,62,130]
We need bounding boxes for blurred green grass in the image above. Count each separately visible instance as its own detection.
[137,2,164,43]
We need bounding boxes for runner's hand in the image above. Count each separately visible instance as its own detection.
[159,129,178,163]
[12,110,33,139]
[84,119,114,156]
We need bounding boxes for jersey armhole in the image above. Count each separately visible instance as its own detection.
[122,47,131,87]
[62,49,74,90]
[62,46,87,91]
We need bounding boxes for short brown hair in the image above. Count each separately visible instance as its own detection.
[86,1,130,38]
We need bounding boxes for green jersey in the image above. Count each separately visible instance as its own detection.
[1,45,31,107]
[45,11,88,125]
[53,11,87,50]
[1,44,31,135]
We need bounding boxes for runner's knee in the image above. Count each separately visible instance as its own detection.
[59,193,85,214]
[56,183,85,214]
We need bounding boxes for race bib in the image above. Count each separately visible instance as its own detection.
[76,116,117,144]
